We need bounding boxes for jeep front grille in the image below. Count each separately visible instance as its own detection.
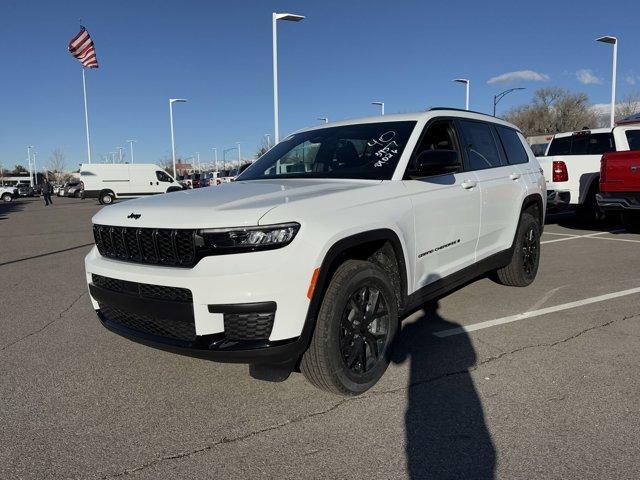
[93,225,197,267]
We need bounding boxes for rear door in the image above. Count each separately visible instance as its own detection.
[404,118,481,288]
[456,119,525,259]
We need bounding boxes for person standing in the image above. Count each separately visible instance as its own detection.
[42,178,53,206]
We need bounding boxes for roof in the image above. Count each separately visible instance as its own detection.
[295,108,519,134]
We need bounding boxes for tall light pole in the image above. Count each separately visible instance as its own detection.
[318,117,328,124]
[453,78,470,110]
[33,152,38,185]
[27,146,33,187]
[126,139,136,163]
[196,152,201,173]
[493,87,526,116]
[371,101,384,115]
[272,12,305,145]
[169,98,187,178]
[596,35,618,128]
[264,134,271,148]
[118,146,124,163]
[236,142,242,164]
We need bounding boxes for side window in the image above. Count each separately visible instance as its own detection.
[496,126,529,165]
[457,120,503,170]
[156,171,173,182]
[587,133,615,154]
[406,120,461,177]
[627,130,640,151]
[547,136,571,156]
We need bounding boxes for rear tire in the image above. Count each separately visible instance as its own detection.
[577,184,605,223]
[99,191,114,205]
[301,260,398,396]
[495,211,541,287]
[622,212,640,234]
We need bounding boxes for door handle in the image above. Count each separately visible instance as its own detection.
[510,173,521,180]
[461,179,477,190]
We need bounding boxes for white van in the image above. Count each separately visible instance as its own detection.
[80,163,183,205]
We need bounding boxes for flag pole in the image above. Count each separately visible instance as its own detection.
[82,67,92,163]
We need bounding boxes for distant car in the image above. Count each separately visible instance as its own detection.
[17,185,34,197]
[66,182,83,198]
[0,186,17,202]
[57,183,68,196]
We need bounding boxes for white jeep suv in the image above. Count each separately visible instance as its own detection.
[85,109,545,395]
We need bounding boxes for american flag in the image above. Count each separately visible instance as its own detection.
[68,26,99,68]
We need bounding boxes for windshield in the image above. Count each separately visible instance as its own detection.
[238,121,416,181]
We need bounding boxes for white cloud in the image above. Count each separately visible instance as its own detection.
[626,75,637,85]
[576,69,602,85]
[591,103,611,115]
[487,70,550,85]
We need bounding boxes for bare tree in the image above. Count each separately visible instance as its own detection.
[504,87,598,136]
[255,136,271,159]
[615,92,640,121]
[48,148,67,182]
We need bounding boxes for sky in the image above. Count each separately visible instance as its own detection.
[1,0,639,171]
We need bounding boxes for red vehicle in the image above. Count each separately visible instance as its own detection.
[597,150,640,232]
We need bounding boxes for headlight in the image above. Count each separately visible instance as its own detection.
[197,222,300,254]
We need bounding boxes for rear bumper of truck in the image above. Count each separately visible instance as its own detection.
[547,190,571,209]
[596,192,640,211]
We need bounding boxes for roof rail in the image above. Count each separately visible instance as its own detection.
[428,107,497,118]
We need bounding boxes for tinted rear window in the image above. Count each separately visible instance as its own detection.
[496,126,529,165]
[457,120,503,170]
[626,130,640,151]
[547,133,615,156]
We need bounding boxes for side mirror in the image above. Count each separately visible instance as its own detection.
[411,149,460,177]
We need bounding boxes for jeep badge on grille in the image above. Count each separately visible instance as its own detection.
[127,213,141,219]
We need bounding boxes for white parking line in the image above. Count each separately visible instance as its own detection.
[433,286,640,338]
[543,231,579,237]
[541,230,626,244]
[586,235,640,244]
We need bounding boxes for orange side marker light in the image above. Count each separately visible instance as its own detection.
[307,268,320,299]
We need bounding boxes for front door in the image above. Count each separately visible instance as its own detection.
[404,119,481,290]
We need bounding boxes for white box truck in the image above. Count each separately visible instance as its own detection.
[80,164,184,204]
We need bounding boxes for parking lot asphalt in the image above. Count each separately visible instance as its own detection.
[1,197,639,479]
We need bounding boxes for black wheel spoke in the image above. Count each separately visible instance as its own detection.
[346,336,365,368]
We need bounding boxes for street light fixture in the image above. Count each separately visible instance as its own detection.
[493,87,526,116]
[169,98,187,178]
[596,35,618,128]
[318,117,328,124]
[371,101,385,115]
[126,139,136,163]
[453,78,470,110]
[272,12,305,145]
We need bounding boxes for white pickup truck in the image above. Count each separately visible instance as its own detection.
[537,122,640,220]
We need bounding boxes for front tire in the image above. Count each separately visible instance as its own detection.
[1,193,12,203]
[301,260,398,396]
[495,211,541,287]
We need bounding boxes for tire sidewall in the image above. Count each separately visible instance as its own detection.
[319,265,398,394]
[100,192,113,205]
[2,193,12,203]
[515,213,541,283]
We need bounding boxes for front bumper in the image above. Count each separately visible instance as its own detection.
[596,193,640,211]
[85,241,316,363]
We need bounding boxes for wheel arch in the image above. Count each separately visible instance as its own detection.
[297,229,410,358]
[521,193,544,228]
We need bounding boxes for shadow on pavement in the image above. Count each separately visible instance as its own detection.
[545,210,627,234]
[0,199,25,221]
[393,300,495,479]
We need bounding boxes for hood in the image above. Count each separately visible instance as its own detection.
[91,179,380,229]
